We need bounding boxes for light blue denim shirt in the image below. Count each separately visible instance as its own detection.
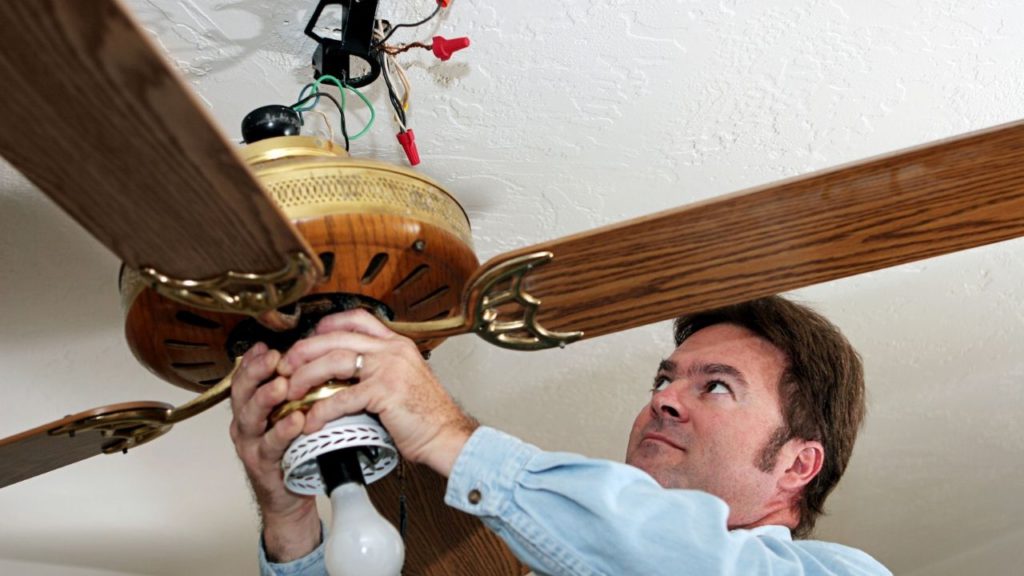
[258,524,325,576]
[260,426,891,575]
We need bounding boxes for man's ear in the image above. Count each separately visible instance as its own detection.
[778,440,824,492]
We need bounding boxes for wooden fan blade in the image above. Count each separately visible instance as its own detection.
[485,120,1024,341]
[0,401,173,489]
[369,463,530,576]
[0,0,314,279]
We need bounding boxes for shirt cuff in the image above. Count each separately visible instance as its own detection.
[258,521,326,576]
[444,426,538,517]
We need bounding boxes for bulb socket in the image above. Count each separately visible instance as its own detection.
[317,447,367,495]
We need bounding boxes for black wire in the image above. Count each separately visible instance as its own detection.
[291,90,349,150]
[371,3,442,48]
[291,90,341,114]
[378,51,406,128]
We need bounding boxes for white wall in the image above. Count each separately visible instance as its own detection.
[906,526,1024,576]
[0,558,142,576]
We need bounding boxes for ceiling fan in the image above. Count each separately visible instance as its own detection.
[2,1,1024,574]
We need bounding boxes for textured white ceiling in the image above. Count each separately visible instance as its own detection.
[2,1,1024,574]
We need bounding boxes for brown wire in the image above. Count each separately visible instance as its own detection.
[382,41,432,55]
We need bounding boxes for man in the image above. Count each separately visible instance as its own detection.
[231,296,891,575]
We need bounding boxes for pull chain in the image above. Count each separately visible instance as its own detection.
[398,457,408,538]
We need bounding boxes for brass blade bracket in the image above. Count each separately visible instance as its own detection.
[47,360,242,454]
[268,379,355,426]
[139,252,321,331]
[390,251,583,351]
[47,406,174,455]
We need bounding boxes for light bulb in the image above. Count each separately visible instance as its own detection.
[324,482,405,576]
[318,447,405,576]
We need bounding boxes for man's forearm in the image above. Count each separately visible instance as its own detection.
[262,504,322,563]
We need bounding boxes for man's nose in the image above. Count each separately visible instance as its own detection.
[651,387,688,421]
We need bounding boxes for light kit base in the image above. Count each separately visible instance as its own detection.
[281,413,399,495]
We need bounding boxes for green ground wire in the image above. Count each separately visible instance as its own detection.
[292,74,375,140]
[344,84,375,140]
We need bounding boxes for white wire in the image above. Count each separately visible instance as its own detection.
[377,20,409,131]
[306,109,334,142]
[389,52,412,110]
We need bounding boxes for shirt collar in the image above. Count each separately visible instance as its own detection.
[745,524,793,541]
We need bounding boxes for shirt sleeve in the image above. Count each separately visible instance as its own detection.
[444,426,890,576]
[257,523,327,576]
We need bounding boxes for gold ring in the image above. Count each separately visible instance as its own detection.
[353,353,364,381]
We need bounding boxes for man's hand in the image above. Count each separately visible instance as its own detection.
[277,309,478,477]
[229,342,320,562]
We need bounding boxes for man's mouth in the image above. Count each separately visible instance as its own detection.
[642,432,685,451]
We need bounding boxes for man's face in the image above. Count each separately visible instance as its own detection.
[625,323,790,526]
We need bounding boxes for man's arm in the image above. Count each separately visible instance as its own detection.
[445,427,891,576]
[275,309,478,478]
[229,309,476,574]
[275,310,889,576]
[229,343,321,563]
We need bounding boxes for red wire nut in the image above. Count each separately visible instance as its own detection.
[432,36,470,61]
[397,130,421,166]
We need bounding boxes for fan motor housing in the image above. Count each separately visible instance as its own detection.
[121,136,478,392]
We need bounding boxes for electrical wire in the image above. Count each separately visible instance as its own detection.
[306,109,335,142]
[379,50,407,131]
[371,3,442,48]
[291,90,349,149]
[346,84,375,139]
[310,75,375,140]
[382,41,431,56]
[292,74,376,144]
[375,21,412,133]
[390,54,412,109]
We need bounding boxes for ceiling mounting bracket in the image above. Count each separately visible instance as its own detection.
[136,251,320,331]
[305,0,382,87]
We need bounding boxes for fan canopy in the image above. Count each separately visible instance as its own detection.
[122,136,479,391]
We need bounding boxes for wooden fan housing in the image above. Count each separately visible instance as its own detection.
[122,136,479,392]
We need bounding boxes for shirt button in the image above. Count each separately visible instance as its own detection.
[467,489,482,504]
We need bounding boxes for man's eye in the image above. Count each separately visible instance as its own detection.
[651,375,671,392]
[705,380,732,395]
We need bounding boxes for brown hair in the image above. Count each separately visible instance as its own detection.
[673,296,865,538]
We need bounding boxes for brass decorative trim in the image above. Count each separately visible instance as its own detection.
[49,407,173,454]
[241,135,347,165]
[138,252,319,327]
[260,163,473,246]
[47,360,241,453]
[237,136,473,245]
[164,358,241,424]
[390,251,584,350]
[269,379,354,425]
